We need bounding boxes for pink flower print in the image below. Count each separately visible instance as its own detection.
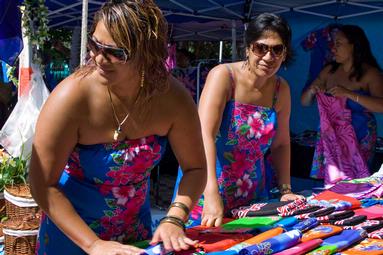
[231,151,252,175]
[112,186,136,206]
[235,174,253,198]
[247,112,264,139]
[99,180,113,195]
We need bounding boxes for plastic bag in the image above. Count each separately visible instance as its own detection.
[0,64,50,158]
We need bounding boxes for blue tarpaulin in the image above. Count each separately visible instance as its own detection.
[0,0,23,65]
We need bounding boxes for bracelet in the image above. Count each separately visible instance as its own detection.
[168,202,190,217]
[159,216,185,231]
[279,184,292,195]
[356,95,359,103]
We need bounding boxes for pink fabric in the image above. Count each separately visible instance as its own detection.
[315,93,370,186]
[166,43,177,71]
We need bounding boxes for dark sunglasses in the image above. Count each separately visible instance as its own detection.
[87,35,129,63]
[252,42,285,58]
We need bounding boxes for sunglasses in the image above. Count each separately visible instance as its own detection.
[87,35,129,63]
[252,42,285,58]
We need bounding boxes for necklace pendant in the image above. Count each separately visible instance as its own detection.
[113,130,119,141]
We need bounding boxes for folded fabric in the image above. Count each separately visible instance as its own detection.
[144,243,173,255]
[222,216,281,230]
[276,198,307,214]
[343,220,383,233]
[312,229,367,254]
[309,207,336,217]
[273,239,323,255]
[292,218,319,232]
[205,227,285,255]
[185,226,252,253]
[328,182,378,199]
[306,244,337,255]
[238,230,302,255]
[301,225,343,242]
[317,210,355,223]
[368,228,383,239]
[330,215,367,226]
[354,205,383,219]
[337,238,383,254]
[274,217,299,231]
[232,201,290,218]
[281,206,322,217]
[361,198,383,208]
[308,191,361,210]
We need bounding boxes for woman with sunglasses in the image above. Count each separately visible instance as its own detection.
[29,1,206,254]
[301,25,383,186]
[173,13,302,228]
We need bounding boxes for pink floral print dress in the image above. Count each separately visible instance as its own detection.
[36,135,166,254]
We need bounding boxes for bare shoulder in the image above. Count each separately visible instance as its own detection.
[320,65,332,79]
[40,73,90,121]
[363,64,382,81]
[277,76,291,96]
[162,75,196,108]
[275,76,291,112]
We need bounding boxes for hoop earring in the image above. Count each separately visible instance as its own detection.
[140,70,145,88]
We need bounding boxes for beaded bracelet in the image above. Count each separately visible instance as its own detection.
[168,202,190,217]
[159,215,185,231]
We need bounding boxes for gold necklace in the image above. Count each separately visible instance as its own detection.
[107,70,145,141]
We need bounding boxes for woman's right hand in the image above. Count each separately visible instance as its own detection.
[87,239,144,255]
[201,191,224,227]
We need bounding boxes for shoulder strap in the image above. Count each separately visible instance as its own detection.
[272,77,281,107]
[224,64,236,99]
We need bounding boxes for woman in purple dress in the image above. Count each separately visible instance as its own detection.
[29,1,206,254]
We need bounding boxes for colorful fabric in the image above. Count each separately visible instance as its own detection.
[354,205,383,219]
[320,229,367,252]
[274,217,299,231]
[274,239,323,255]
[292,218,319,232]
[302,225,343,242]
[308,191,361,210]
[231,201,289,218]
[369,228,383,239]
[331,215,367,226]
[310,92,374,186]
[215,227,284,255]
[329,182,379,199]
[238,230,302,255]
[175,69,281,225]
[338,238,383,255]
[222,216,281,231]
[343,220,383,233]
[36,136,167,254]
[317,210,355,223]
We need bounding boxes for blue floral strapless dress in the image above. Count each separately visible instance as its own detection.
[36,135,166,254]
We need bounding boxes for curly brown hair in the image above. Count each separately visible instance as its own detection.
[77,0,169,103]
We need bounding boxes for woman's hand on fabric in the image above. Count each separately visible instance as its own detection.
[280,192,305,202]
[87,239,144,255]
[201,191,224,227]
[327,86,351,98]
[309,84,324,95]
[150,222,197,252]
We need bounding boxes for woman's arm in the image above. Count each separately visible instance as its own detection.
[301,67,328,106]
[199,65,233,227]
[151,77,207,250]
[329,67,383,113]
[29,77,100,253]
[271,79,302,201]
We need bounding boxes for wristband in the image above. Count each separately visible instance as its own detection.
[159,216,185,231]
[168,202,190,217]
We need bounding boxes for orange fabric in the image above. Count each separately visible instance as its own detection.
[312,190,361,209]
[240,227,284,245]
[302,225,343,242]
[18,67,33,97]
[340,238,383,255]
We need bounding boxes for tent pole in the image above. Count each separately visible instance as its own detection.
[219,41,223,63]
[80,0,88,66]
[231,20,237,62]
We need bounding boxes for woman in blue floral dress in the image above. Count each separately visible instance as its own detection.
[29,1,206,254]
[174,13,302,227]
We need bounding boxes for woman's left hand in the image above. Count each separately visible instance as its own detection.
[280,192,305,201]
[327,86,351,98]
[150,222,197,252]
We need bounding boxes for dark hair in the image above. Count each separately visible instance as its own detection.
[245,13,293,63]
[330,25,381,81]
[76,0,169,103]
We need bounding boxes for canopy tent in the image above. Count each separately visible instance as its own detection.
[20,0,383,135]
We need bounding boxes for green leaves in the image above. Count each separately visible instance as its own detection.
[0,150,29,192]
